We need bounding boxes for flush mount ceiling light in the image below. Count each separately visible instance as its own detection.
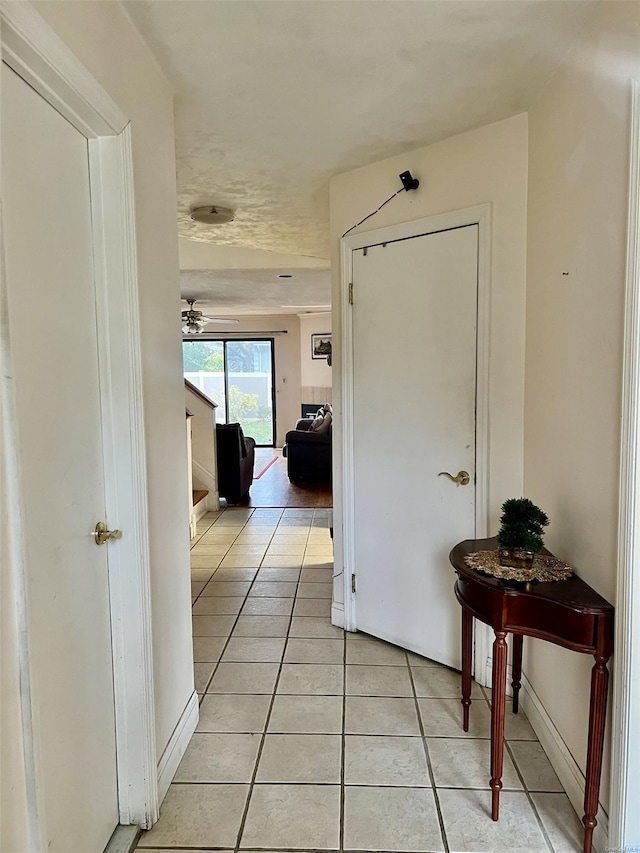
[190,205,235,225]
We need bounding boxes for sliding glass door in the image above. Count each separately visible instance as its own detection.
[183,338,275,447]
[183,340,226,420]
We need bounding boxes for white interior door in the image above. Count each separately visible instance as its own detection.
[2,64,119,852]
[352,225,478,669]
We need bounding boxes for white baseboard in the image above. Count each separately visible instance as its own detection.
[206,491,220,512]
[520,673,609,853]
[194,498,208,523]
[157,691,199,804]
[331,600,345,629]
[485,656,514,697]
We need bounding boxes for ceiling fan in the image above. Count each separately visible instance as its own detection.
[181,298,239,334]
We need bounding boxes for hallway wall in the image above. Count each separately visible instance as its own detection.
[1,509,30,850]
[299,312,332,391]
[524,0,640,817]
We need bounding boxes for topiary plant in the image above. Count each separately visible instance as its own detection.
[497,497,549,554]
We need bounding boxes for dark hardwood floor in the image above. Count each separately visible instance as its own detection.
[222,448,332,509]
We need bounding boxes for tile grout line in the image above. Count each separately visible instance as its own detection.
[191,507,262,593]
[481,679,561,849]
[231,511,313,852]
[191,509,243,696]
[190,514,221,605]
[190,712,544,740]
[199,508,285,699]
[406,654,451,853]
[168,779,545,791]
[199,511,264,698]
[339,617,347,852]
[139,847,454,853]
[147,507,333,851]
[194,512,333,691]
[503,739,556,853]
[191,513,242,609]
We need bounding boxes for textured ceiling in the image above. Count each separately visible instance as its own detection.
[125,0,597,260]
[181,268,331,316]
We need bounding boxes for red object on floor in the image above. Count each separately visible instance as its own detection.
[253,455,278,479]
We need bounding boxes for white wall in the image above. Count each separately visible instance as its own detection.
[1,477,30,852]
[524,0,640,817]
[299,312,332,391]
[185,382,218,498]
[195,315,301,447]
[32,0,193,766]
[329,114,529,608]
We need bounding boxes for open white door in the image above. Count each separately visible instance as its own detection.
[350,225,478,669]
[2,64,119,852]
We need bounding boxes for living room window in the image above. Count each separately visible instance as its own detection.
[183,338,276,446]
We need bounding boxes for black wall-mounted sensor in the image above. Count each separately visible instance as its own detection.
[341,171,421,238]
[399,170,420,191]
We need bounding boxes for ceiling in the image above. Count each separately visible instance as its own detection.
[177,237,330,315]
[181,268,331,316]
[125,0,597,312]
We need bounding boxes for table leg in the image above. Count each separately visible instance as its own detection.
[511,634,523,714]
[582,654,610,853]
[490,630,508,821]
[461,608,473,732]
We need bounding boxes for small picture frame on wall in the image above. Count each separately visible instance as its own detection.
[311,333,332,360]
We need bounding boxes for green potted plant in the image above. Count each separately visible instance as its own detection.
[497,497,549,569]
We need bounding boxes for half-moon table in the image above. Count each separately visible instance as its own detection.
[450,537,613,853]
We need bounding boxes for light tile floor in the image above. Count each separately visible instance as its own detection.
[136,507,585,853]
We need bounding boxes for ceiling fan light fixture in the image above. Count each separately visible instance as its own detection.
[181,298,241,334]
[190,205,235,225]
[182,319,204,334]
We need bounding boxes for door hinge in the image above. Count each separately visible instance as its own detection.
[348,282,353,305]
[351,573,357,593]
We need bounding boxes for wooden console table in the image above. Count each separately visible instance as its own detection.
[450,537,614,853]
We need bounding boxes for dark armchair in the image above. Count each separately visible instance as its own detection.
[283,414,332,484]
[215,423,256,504]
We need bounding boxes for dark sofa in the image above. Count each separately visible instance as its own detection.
[283,409,332,484]
[216,423,256,504]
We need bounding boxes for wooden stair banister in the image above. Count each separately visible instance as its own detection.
[184,378,217,409]
[185,377,219,515]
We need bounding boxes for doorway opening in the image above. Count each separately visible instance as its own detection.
[183,338,276,447]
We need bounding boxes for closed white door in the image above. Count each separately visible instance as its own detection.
[2,65,119,851]
[352,225,478,668]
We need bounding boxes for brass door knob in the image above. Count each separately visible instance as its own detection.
[438,470,471,486]
[93,521,122,545]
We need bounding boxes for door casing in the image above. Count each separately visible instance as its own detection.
[610,75,640,852]
[0,3,158,844]
[339,204,492,683]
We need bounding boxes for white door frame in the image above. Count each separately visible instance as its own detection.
[610,78,640,850]
[340,204,493,681]
[0,1,158,839]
